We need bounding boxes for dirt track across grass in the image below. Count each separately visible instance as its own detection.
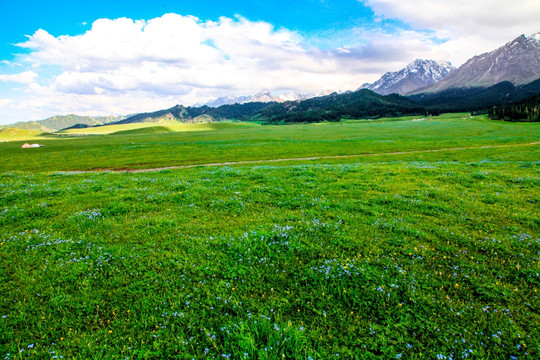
[63,142,539,174]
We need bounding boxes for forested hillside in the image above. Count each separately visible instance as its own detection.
[489,93,540,121]
[408,78,540,113]
[257,90,425,123]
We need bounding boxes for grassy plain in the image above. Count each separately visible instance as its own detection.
[0,113,538,172]
[0,114,539,359]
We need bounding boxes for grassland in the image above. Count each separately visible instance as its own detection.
[0,114,538,172]
[0,114,539,359]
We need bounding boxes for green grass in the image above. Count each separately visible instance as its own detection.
[0,114,539,358]
[0,114,538,172]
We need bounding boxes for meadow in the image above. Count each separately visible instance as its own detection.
[0,114,538,172]
[0,114,539,359]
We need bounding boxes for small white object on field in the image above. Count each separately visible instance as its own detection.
[21,143,45,148]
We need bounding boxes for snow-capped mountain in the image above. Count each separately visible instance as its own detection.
[202,89,333,107]
[422,32,540,93]
[360,59,455,95]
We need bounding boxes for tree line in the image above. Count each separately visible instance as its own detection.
[489,93,540,122]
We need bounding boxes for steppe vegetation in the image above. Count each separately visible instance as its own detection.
[1,114,538,358]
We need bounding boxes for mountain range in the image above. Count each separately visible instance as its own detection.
[201,89,335,107]
[4,31,540,130]
[419,33,540,93]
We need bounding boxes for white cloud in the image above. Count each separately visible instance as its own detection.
[12,13,400,120]
[17,13,451,101]
[363,0,540,37]
[362,0,540,64]
[0,71,37,84]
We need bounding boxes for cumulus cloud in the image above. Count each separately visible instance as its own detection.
[21,14,445,98]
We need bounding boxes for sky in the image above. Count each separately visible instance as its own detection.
[0,0,539,124]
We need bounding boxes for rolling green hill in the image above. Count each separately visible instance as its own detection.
[0,114,124,132]
[113,102,273,125]
[56,118,259,136]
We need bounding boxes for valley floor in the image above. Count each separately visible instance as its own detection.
[0,115,538,358]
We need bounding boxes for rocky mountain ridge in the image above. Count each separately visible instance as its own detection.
[418,32,540,93]
[360,59,456,95]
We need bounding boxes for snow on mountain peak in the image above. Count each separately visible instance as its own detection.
[529,32,540,43]
[202,89,337,107]
[361,59,455,95]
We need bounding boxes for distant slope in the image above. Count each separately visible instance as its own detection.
[1,114,123,132]
[419,33,540,93]
[113,105,189,124]
[408,78,540,112]
[113,102,273,126]
[257,90,426,123]
[58,119,183,135]
[58,119,261,136]
[361,59,455,95]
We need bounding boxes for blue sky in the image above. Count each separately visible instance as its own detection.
[0,0,538,124]
[0,0,382,61]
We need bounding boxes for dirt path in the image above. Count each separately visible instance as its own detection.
[66,142,540,174]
